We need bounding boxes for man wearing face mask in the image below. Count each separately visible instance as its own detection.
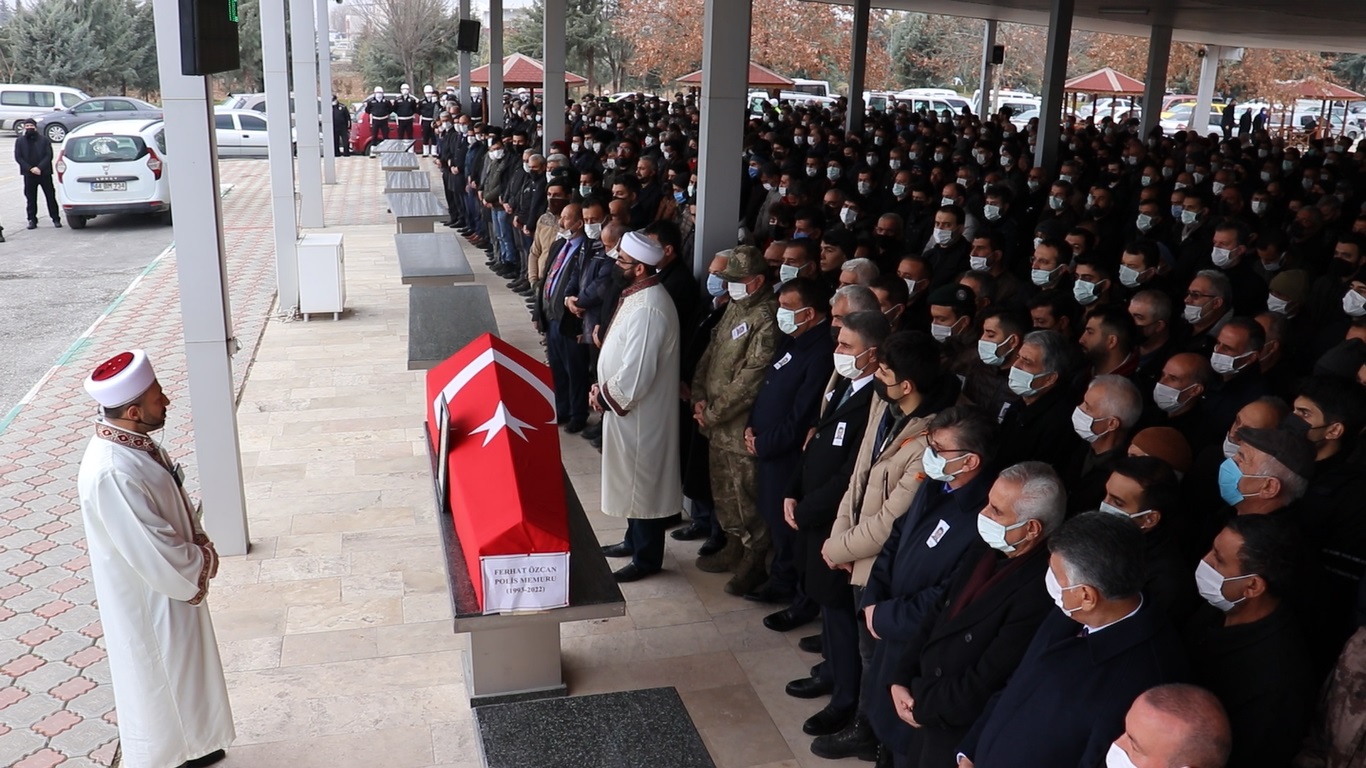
[743,278,835,611]
[781,312,888,731]
[15,118,56,231]
[963,308,1027,422]
[1102,457,1198,623]
[566,205,616,378]
[1200,426,1314,561]
[1181,270,1233,358]
[779,238,821,286]
[884,460,1056,768]
[811,334,961,757]
[995,330,1078,470]
[967,233,1024,310]
[1063,375,1143,515]
[957,512,1187,768]
[1182,515,1315,768]
[924,206,971,289]
[1205,220,1269,316]
[392,83,418,141]
[1106,685,1232,768]
[534,203,591,432]
[363,86,393,143]
[1203,317,1271,439]
[593,233,682,583]
[526,181,574,296]
[691,247,779,594]
[927,284,978,375]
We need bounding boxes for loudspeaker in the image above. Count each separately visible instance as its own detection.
[457,20,481,52]
[178,0,241,76]
[990,45,1005,65]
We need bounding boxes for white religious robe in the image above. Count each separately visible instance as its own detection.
[77,422,234,768]
[597,277,682,519]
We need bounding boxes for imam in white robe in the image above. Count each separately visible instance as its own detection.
[77,422,234,768]
[597,277,682,519]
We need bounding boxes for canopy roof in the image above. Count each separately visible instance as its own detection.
[1281,77,1365,100]
[446,53,588,89]
[676,61,794,87]
[1063,67,1145,95]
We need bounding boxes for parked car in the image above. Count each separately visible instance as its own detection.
[0,84,88,134]
[1159,106,1224,134]
[54,120,171,229]
[213,109,270,157]
[36,97,162,143]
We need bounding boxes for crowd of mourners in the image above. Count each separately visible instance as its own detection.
[429,88,1366,768]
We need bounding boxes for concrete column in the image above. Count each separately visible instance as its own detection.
[978,20,998,117]
[459,0,473,114]
[1034,0,1075,172]
[149,0,249,555]
[488,0,504,127]
[290,0,324,227]
[1141,25,1172,138]
[316,0,337,184]
[845,0,870,135]
[542,0,566,153]
[1191,45,1222,135]
[262,0,300,314]
[693,0,752,276]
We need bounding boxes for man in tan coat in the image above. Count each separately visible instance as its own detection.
[691,246,779,594]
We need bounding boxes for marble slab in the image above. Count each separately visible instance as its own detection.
[385,170,431,194]
[407,284,498,371]
[395,233,473,285]
[380,152,421,171]
[374,139,416,153]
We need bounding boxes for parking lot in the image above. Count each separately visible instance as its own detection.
[0,133,180,417]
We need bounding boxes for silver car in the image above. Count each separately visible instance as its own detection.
[35,96,162,143]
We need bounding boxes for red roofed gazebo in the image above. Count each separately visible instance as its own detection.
[1282,77,1365,101]
[446,53,588,89]
[676,61,793,89]
[1063,67,1146,95]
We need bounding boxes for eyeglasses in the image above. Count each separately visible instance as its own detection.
[614,256,639,267]
[1186,291,1216,301]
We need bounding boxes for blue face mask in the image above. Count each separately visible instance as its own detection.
[1217,458,1245,506]
[674,190,687,204]
[747,166,760,179]
[706,273,726,297]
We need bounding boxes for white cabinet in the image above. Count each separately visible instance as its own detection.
[297,233,346,320]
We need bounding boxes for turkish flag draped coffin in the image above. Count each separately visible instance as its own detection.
[426,333,571,614]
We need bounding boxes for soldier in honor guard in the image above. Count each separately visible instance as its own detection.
[364,86,393,144]
[393,83,419,142]
[419,85,441,156]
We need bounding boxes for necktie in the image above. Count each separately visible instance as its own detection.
[544,240,575,300]
[837,381,854,408]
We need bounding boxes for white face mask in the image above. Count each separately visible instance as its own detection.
[977,336,1013,367]
[1071,405,1113,443]
[776,307,806,335]
[932,228,954,245]
[1210,350,1251,376]
[727,280,751,301]
[1098,500,1154,522]
[1195,558,1257,612]
[1343,290,1366,318]
[930,320,956,342]
[584,222,603,240]
[977,513,1028,553]
[1118,264,1144,288]
[1211,246,1234,268]
[1223,435,1239,460]
[1072,280,1101,306]
[1135,214,1153,232]
[1007,365,1045,397]
[1181,209,1198,225]
[839,207,857,226]
[833,349,868,379]
[857,181,872,195]
[1045,568,1086,616]
[983,204,1001,221]
[923,445,970,482]
[1152,382,1194,413]
[1266,294,1290,314]
[941,196,956,208]
[969,255,990,272]
[1182,302,1205,325]
[904,277,921,297]
[1105,741,1139,768]
[779,263,802,283]
[1030,266,1059,287]
[892,182,907,197]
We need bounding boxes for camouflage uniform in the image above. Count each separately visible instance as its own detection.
[690,246,778,591]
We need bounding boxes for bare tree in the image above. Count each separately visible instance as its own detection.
[352,0,452,88]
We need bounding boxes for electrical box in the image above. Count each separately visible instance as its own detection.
[179,0,242,76]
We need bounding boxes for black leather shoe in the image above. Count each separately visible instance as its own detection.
[743,581,795,605]
[565,419,587,434]
[803,704,854,736]
[590,435,602,451]
[764,607,817,633]
[798,633,823,654]
[180,750,227,768]
[810,714,879,761]
[26,220,36,230]
[696,534,726,557]
[670,520,708,541]
[580,422,601,440]
[785,675,833,699]
[601,541,632,558]
[613,563,657,583]
[52,218,61,228]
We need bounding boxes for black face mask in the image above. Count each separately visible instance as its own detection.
[875,381,901,404]
[24,127,35,136]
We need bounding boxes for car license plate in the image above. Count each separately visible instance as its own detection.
[91,182,126,192]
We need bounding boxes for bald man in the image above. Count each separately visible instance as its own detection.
[1108,684,1231,768]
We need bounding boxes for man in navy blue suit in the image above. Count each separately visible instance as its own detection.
[957,511,1187,768]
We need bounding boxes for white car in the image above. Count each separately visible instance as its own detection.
[55,119,170,229]
[213,109,269,157]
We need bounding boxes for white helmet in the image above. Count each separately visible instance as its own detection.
[373,86,383,95]
[424,85,435,94]
[400,83,410,92]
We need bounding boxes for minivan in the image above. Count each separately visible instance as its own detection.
[0,84,89,134]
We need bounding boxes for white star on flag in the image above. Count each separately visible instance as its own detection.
[469,401,537,446]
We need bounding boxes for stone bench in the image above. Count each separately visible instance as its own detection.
[386,191,446,234]
[407,284,498,371]
[373,138,415,154]
[395,233,473,286]
[385,170,431,194]
[380,152,420,171]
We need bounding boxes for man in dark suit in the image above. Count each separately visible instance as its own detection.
[957,512,1187,768]
[781,311,891,726]
[533,203,592,432]
[886,461,1065,767]
[745,277,835,610]
[995,330,1078,471]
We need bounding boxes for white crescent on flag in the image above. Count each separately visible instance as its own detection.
[435,347,558,424]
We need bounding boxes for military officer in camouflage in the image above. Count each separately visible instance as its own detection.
[691,246,780,595]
